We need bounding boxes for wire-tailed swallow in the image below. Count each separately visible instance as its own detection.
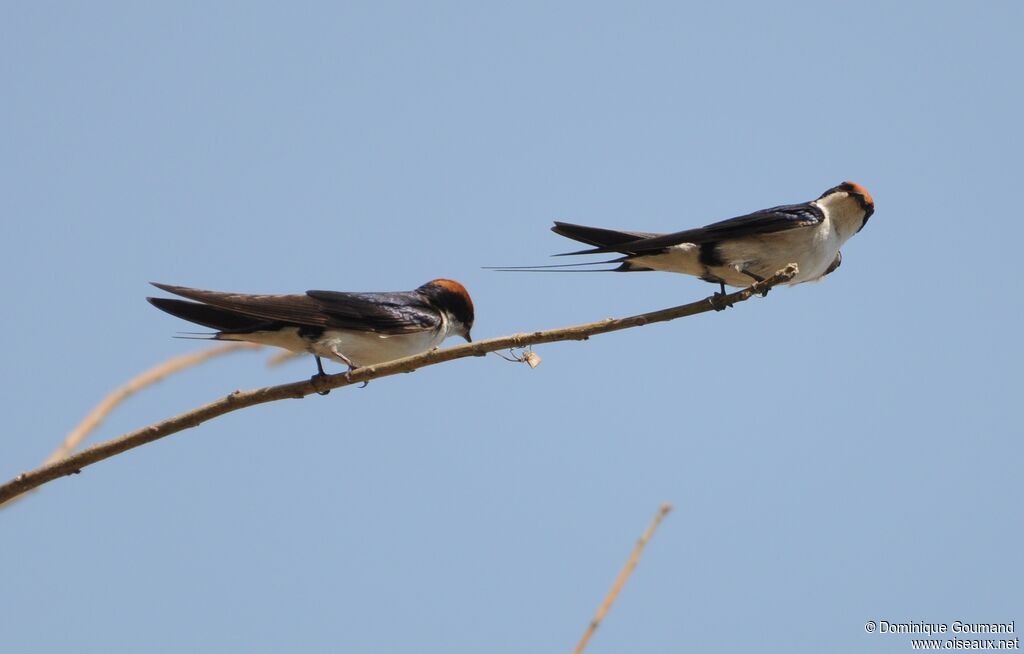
[492,181,875,294]
[147,279,475,380]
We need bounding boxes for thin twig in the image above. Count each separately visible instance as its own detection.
[1,342,259,509]
[0,265,796,506]
[47,343,259,465]
[573,503,674,654]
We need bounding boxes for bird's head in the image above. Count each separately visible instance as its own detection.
[419,279,475,342]
[817,181,875,233]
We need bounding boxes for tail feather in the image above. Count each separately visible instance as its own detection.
[485,256,636,272]
[486,267,625,273]
[484,258,622,270]
[484,260,654,273]
[487,221,663,273]
[551,221,659,256]
[147,297,276,332]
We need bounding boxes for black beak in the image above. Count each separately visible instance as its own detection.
[463,331,472,343]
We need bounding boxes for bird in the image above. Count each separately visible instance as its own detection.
[147,279,475,391]
[491,181,875,298]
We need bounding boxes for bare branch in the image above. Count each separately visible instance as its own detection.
[1,343,259,509]
[573,503,674,654]
[0,265,796,506]
[48,343,259,465]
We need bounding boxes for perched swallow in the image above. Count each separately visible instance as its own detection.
[493,181,874,295]
[147,279,475,385]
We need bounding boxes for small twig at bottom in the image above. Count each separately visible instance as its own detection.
[572,503,674,654]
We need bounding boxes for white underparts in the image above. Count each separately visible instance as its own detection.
[628,195,864,287]
[219,325,447,368]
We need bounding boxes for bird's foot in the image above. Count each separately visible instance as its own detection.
[740,271,769,298]
[310,374,331,396]
[343,367,369,389]
[711,292,734,312]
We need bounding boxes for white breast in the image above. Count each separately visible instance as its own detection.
[719,223,841,284]
[311,327,447,367]
[220,324,448,368]
[630,226,843,287]
[626,196,864,288]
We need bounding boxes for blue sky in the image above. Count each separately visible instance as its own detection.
[2,2,1021,652]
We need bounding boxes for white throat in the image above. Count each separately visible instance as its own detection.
[816,193,866,244]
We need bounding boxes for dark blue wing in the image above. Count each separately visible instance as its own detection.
[565,203,824,255]
[305,290,441,333]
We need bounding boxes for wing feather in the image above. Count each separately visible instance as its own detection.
[306,290,441,333]
[558,203,824,255]
[150,283,440,334]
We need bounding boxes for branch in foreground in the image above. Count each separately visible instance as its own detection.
[1,342,259,510]
[573,503,674,654]
[0,264,797,506]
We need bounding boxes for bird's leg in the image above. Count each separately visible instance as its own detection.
[711,280,733,311]
[329,347,369,388]
[742,270,770,297]
[311,356,331,396]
